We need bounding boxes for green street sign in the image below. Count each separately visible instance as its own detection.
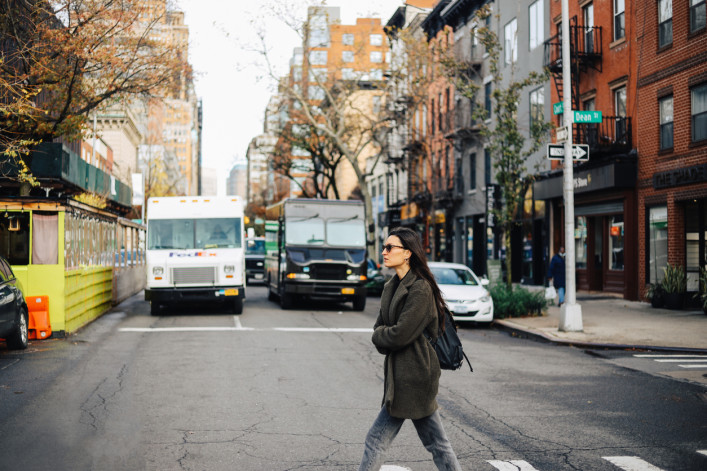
[573,110,603,123]
[553,102,564,115]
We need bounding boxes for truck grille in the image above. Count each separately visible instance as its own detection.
[172,267,216,285]
[311,264,346,280]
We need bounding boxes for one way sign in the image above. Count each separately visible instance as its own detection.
[547,144,589,161]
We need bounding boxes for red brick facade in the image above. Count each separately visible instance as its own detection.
[636,0,707,299]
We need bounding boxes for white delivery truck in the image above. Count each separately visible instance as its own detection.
[145,196,246,315]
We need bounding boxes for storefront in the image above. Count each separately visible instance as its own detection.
[534,160,638,299]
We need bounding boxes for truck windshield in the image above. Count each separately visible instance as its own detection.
[326,219,366,247]
[148,218,242,250]
[286,218,325,245]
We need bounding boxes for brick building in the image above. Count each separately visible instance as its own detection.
[534,0,640,299]
[635,0,707,298]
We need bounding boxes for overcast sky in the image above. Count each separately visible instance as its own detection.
[175,1,405,195]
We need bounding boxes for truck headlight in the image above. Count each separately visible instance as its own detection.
[347,274,366,281]
[224,265,235,274]
[286,273,310,279]
[152,266,164,276]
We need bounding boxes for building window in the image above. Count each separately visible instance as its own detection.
[309,50,327,65]
[431,98,436,134]
[530,87,544,130]
[484,82,492,116]
[584,3,595,52]
[692,83,707,142]
[615,85,627,139]
[648,206,668,284]
[484,148,491,186]
[370,34,383,46]
[342,50,354,62]
[369,69,383,80]
[609,215,624,271]
[370,51,383,63]
[691,0,706,33]
[308,68,327,83]
[469,153,477,190]
[438,92,443,132]
[614,0,625,40]
[504,18,518,64]
[658,0,673,47]
[308,85,325,101]
[341,68,355,80]
[529,0,544,50]
[659,95,674,150]
[575,216,588,269]
[342,33,354,45]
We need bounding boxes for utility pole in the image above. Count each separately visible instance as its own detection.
[559,0,583,331]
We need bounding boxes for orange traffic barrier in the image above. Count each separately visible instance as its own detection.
[27,295,52,340]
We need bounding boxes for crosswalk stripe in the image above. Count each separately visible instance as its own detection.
[603,456,665,471]
[633,354,705,358]
[487,460,539,470]
[678,364,707,368]
[380,466,411,471]
[654,359,707,362]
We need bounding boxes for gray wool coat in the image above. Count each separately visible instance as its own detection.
[372,270,441,419]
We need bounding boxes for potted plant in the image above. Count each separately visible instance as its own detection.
[645,282,665,308]
[661,263,686,310]
[694,266,707,315]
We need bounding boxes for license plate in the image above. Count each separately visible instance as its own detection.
[341,288,355,295]
[224,289,239,296]
[453,305,468,314]
[255,274,263,279]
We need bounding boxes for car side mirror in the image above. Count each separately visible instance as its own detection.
[481,279,490,286]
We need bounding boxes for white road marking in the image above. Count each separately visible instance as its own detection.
[0,359,20,370]
[653,358,705,363]
[487,460,539,470]
[380,466,412,471]
[677,364,707,368]
[119,326,372,333]
[633,354,706,358]
[698,450,707,457]
[603,456,665,471]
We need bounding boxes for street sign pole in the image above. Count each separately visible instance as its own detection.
[560,0,583,331]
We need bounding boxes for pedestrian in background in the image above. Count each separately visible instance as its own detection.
[548,246,566,306]
[358,227,462,471]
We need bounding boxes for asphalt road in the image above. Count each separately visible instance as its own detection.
[0,286,705,471]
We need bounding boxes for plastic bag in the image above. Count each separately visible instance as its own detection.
[545,286,557,300]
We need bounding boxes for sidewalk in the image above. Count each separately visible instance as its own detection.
[493,293,707,353]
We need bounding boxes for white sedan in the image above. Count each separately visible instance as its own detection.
[429,262,494,323]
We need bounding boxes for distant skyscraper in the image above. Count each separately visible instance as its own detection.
[226,161,248,199]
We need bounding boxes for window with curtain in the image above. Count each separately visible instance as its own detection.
[692,83,707,143]
[529,0,544,49]
[584,3,595,52]
[32,213,58,265]
[658,0,673,47]
[659,95,674,150]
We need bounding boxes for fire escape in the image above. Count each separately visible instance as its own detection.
[544,18,632,157]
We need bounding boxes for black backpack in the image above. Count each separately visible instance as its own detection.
[424,308,473,372]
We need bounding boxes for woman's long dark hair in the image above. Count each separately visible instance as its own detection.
[388,227,448,332]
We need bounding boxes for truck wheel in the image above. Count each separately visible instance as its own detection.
[353,294,366,311]
[233,297,244,315]
[150,302,162,316]
[6,307,28,350]
[280,291,294,310]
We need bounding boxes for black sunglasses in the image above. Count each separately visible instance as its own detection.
[382,244,405,253]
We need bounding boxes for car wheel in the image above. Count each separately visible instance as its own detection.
[7,307,29,350]
[150,301,162,316]
[233,297,244,315]
[352,294,366,311]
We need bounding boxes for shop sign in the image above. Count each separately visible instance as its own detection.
[653,163,707,190]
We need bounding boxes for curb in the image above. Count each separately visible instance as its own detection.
[492,319,707,354]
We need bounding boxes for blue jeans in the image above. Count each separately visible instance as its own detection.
[558,286,565,305]
[359,407,462,471]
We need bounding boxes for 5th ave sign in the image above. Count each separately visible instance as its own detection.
[547,144,590,161]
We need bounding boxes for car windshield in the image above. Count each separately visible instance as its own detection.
[148,218,242,250]
[431,266,479,286]
[246,239,265,255]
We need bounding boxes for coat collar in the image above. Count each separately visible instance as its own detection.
[382,270,417,325]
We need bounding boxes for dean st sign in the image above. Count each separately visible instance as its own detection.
[547,144,590,161]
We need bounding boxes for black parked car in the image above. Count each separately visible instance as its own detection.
[0,256,28,350]
[366,259,386,296]
[245,237,266,284]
